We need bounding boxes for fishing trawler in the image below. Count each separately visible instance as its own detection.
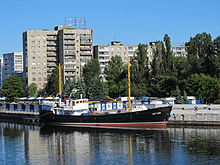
[39,63,172,129]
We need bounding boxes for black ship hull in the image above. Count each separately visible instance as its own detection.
[40,106,172,129]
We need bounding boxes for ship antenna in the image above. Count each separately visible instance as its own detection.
[128,59,132,112]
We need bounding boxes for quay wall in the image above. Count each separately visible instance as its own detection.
[0,104,40,125]
[168,104,220,126]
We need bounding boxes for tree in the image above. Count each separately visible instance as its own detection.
[82,59,106,99]
[163,34,174,74]
[148,75,177,97]
[75,78,86,99]
[43,67,59,96]
[2,75,26,102]
[173,55,189,79]
[86,77,107,99]
[27,83,37,97]
[175,86,183,104]
[186,74,220,103]
[62,78,77,98]
[185,33,213,75]
[183,90,189,104]
[131,44,149,96]
[83,59,101,88]
[104,55,127,98]
[150,41,165,76]
[212,36,220,77]
[175,86,188,104]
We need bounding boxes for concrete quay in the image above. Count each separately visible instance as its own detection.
[0,111,40,125]
[168,104,220,126]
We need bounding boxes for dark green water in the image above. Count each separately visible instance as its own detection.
[0,123,220,165]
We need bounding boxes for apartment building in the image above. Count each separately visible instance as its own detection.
[23,30,58,88]
[2,52,23,83]
[23,26,93,88]
[94,41,137,75]
[56,26,93,81]
[172,45,187,56]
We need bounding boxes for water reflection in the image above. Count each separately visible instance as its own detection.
[0,123,220,165]
[40,126,171,165]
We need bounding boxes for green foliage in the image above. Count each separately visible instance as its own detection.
[37,88,46,97]
[87,77,107,99]
[212,36,220,77]
[62,78,77,98]
[75,78,86,99]
[150,41,165,76]
[175,86,189,104]
[27,83,37,97]
[163,34,174,74]
[175,86,183,104]
[185,33,213,75]
[43,67,59,96]
[149,75,177,97]
[83,59,101,87]
[82,59,106,99]
[186,74,220,103]
[183,90,189,104]
[173,56,189,79]
[131,44,149,97]
[104,56,127,98]
[2,75,26,102]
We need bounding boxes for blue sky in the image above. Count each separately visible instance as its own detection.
[0,0,219,55]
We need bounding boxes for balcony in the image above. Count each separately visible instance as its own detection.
[47,62,57,67]
[80,46,92,51]
[64,67,76,72]
[80,51,92,56]
[47,53,57,57]
[47,41,57,46]
[47,57,57,62]
[47,36,57,41]
[80,40,92,45]
[64,35,75,40]
[80,36,92,40]
[64,51,76,56]
[64,41,75,45]
[65,56,76,60]
[47,47,57,51]
[64,46,75,50]
[64,61,76,65]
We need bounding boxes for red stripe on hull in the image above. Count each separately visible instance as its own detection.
[52,122,168,129]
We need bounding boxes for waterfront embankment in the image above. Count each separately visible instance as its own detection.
[0,104,40,125]
[169,104,220,126]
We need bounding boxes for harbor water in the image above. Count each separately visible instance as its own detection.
[0,123,220,165]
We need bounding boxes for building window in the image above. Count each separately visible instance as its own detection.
[32,78,36,81]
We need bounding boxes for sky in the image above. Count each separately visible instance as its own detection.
[0,0,220,55]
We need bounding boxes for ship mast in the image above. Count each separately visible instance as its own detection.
[128,59,132,112]
[58,63,62,106]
